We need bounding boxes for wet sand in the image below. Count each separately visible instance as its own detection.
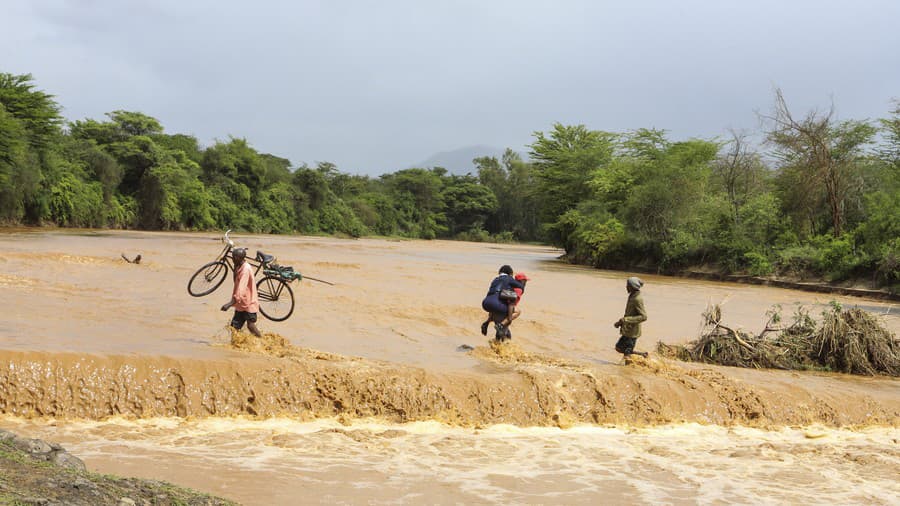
[2,229,899,504]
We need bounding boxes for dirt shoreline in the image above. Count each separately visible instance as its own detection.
[556,252,900,301]
[679,270,900,301]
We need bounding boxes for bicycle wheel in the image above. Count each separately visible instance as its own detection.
[257,276,295,321]
[188,261,229,297]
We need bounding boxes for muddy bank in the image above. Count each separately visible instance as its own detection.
[0,429,234,506]
[557,251,899,300]
[680,270,900,301]
[1,334,897,428]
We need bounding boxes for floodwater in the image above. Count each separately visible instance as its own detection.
[5,417,899,505]
[1,229,898,505]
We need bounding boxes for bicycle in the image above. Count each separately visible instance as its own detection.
[187,230,298,322]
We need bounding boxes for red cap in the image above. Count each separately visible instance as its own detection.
[515,272,529,281]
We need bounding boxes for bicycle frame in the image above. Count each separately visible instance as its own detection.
[189,230,314,320]
[214,230,269,276]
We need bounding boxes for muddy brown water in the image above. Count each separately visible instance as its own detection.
[2,229,898,505]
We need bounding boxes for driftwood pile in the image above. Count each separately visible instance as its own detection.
[657,303,900,376]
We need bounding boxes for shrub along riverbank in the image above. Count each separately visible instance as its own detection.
[2,72,899,292]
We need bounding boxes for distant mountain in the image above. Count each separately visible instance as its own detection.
[411,145,506,175]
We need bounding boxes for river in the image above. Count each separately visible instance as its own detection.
[1,229,898,504]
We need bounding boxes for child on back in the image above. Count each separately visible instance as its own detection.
[480,272,529,341]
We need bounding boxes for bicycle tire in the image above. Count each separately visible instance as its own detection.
[188,260,229,297]
[257,276,295,321]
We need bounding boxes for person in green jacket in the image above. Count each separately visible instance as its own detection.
[614,277,648,358]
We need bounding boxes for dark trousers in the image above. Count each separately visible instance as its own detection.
[615,336,637,354]
[231,310,257,330]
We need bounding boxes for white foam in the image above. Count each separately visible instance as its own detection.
[2,416,897,505]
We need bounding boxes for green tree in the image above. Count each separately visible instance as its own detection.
[69,111,172,196]
[476,149,541,240]
[292,166,330,211]
[624,137,718,242]
[711,130,769,227]
[0,104,33,219]
[106,110,163,137]
[106,135,166,194]
[254,182,296,234]
[47,172,104,227]
[529,123,616,224]
[69,118,125,145]
[138,161,214,230]
[201,137,267,192]
[441,175,498,235]
[553,203,626,267]
[52,138,124,203]
[766,89,877,236]
[0,73,65,222]
[70,111,163,145]
[383,168,447,238]
[879,100,900,169]
[152,133,202,163]
[0,72,62,149]
[589,129,670,215]
[260,153,293,185]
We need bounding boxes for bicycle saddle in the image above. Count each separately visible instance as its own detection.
[256,251,276,264]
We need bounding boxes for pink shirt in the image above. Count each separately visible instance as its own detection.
[232,262,259,313]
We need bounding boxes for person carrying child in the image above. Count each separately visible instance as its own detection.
[480,265,526,341]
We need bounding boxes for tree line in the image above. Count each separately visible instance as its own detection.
[1,72,898,290]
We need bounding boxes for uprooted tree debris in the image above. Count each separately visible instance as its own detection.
[657,303,900,376]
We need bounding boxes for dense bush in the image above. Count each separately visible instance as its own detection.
[877,238,900,289]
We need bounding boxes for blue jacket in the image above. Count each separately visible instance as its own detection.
[486,274,525,296]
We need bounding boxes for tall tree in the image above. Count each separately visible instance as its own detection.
[711,129,769,226]
[0,73,68,222]
[623,138,718,243]
[0,103,37,219]
[0,72,62,149]
[529,123,616,223]
[201,137,267,192]
[879,100,900,170]
[441,175,498,235]
[383,168,447,238]
[765,89,876,236]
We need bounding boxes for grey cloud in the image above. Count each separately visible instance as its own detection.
[2,0,899,174]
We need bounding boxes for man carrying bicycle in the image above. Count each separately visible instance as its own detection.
[221,248,262,337]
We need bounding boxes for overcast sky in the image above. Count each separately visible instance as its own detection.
[3,0,899,175]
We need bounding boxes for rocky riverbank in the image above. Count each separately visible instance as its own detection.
[0,429,235,506]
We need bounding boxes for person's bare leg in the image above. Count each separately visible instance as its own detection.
[247,321,262,337]
[502,304,521,326]
[501,304,513,326]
